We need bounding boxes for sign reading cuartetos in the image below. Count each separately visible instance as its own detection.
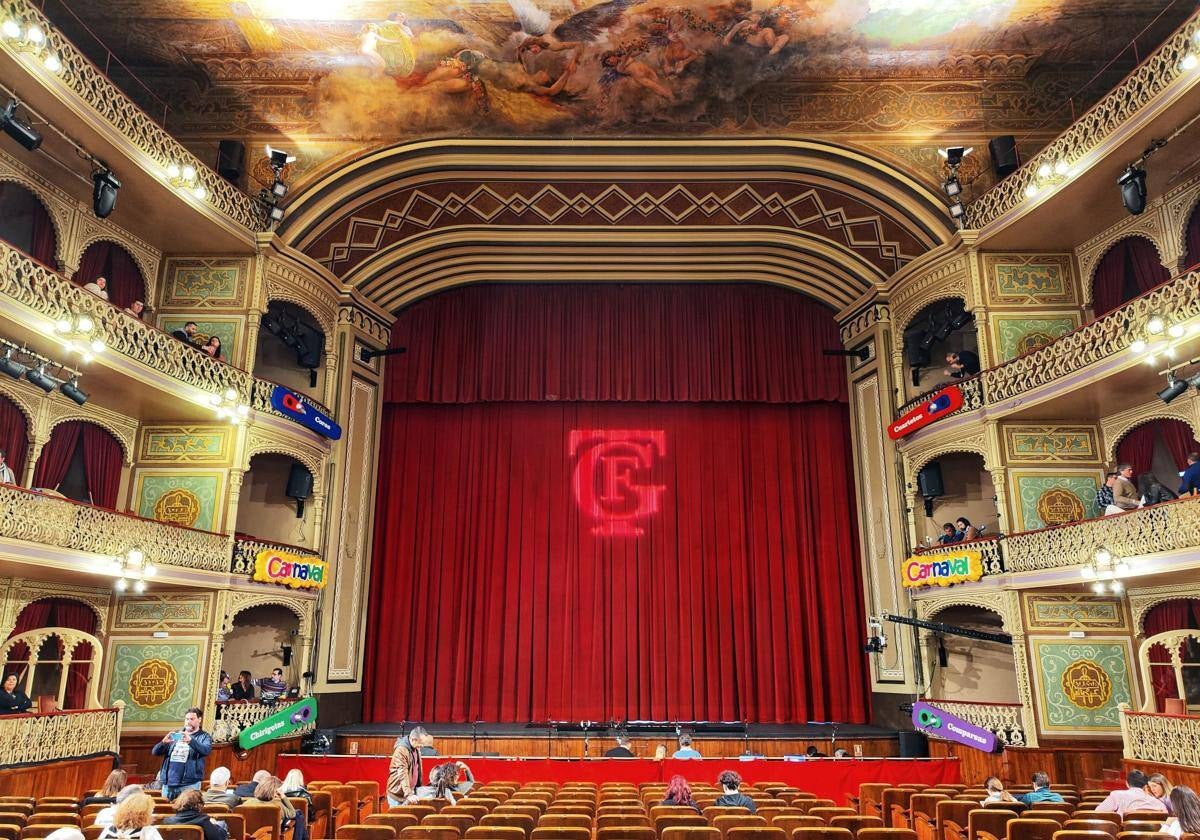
[888,385,964,440]
[270,386,342,440]
[254,548,327,590]
[911,700,999,753]
[238,698,317,750]
[902,549,984,589]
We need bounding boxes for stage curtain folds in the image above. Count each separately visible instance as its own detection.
[0,394,28,482]
[1091,237,1171,317]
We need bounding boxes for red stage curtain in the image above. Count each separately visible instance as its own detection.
[1187,203,1200,270]
[1157,419,1199,469]
[386,284,847,405]
[1143,599,1200,711]
[0,394,28,483]
[1116,423,1157,473]
[32,421,82,492]
[4,599,53,674]
[1092,237,1171,317]
[52,599,97,709]
[80,423,123,509]
[74,240,145,310]
[0,182,57,270]
[365,400,869,724]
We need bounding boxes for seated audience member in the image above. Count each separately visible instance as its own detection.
[233,769,272,799]
[417,761,475,805]
[0,672,31,714]
[1163,786,1200,838]
[95,785,146,827]
[715,770,756,812]
[124,300,146,320]
[804,746,826,758]
[202,336,223,359]
[944,350,980,378]
[98,793,162,840]
[0,449,17,486]
[654,744,667,760]
[955,517,981,541]
[1139,473,1178,506]
[282,768,311,803]
[258,668,288,702]
[605,732,635,757]
[1096,472,1117,515]
[661,775,701,813]
[832,748,850,758]
[171,322,200,345]
[981,776,1017,805]
[1016,772,1064,805]
[937,523,960,544]
[1149,775,1174,813]
[44,830,85,840]
[1096,769,1166,816]
[164,789,228,840]
[1111,464,1140,511]
[83,769,129,805]
[1180,453,1200,496]
[254,775,303,840]
[231,670,255,701]
[83,276,109,300]
[673,734,702,759]
[216,671,233,702]
[203,767,241,808]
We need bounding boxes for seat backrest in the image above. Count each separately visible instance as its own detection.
[21,827,76,840]
[791,827,855,840]
[539,816,591,830]
[913,796,951,822]
[968,808,1019,840]
[219,813,245,840]
[797,803,838,816]
[1006,819,1063,840]
[1028,813,1070,826]
[463,827,527,840]
[0,816,26,829]
[705,808,752,822]
[1062,823,1117,838]
[336,825,397,840]
[658,816,709,832]
[530,828,590,840]
[661,827,721,840]
[27,816,79,827]
[158,825,207,840]
[1072,816,1120,828]
[594,828,656,840]
[773,817,824,835]
[0,824,21,840]
[425,815,476,834]
[831,816,885,833]
[810,810,856,826]
[1052,831,1117,840]
[714,816,769,838]
[726,828,787,840]
[1122,816,1169,825]
[858,786,891,819]
[235,802,283,840]
[480,813,535,833]
[399,827,463,840]
[859,829,919,840]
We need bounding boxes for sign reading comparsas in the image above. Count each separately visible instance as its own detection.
[238,697,317,750]
[902,549,984,589]
[887,385,964,440]
[270,386,342,440]
[254,548,328,590]
[911,700,998,753]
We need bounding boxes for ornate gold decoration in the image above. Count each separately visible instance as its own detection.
[1061,659,1113,710]
[982,254,1078,305]
[1023,594,1127,631]
[1132,628,1200,712]
[920,699,1026,747]
[153,487,202,528]
[0,580,110,643]
[1121,703,1200,766]
[0,702,124,766]
[1128,583,1200,633]
[232,534,324,580]
[0,626,104,709]
[128,658,179,708]
[1101,401,1199,464]
[1037,488,1087,526]
[889,251,970,342]
[1004,425,1099,464]
[212,698,315,744]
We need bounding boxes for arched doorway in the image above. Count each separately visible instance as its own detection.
[255,300,326,400]
[4,597,100,709]
[0,392,30,484]
[1113,418,1198,497]
[236,453,316,547]
[1142,598,1200,712]
[1091,236,1170,316]
[0,181,57,269]
[222,604,300,694]
[901,297,977,399]
[74,240,146,310]
[914,452,997,547]
[32,421,125,509]
[924,605,1018,705]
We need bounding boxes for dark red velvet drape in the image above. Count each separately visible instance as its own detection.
[4,599,52,675]
[80,423,123,509]
[52,599,97,709]
[32,421,82,492]
[74,241,145,310]
[1092,237,1170,317]
[1186,203,1200,270]
[0,182,57,269]
[0,394,28,483]
[1157,419,1199,469]
[365,401,868,724]
[1143,599,1200,711]
[1116,423,1157,473]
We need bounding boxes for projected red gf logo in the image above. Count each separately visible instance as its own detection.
[570,430,666,537]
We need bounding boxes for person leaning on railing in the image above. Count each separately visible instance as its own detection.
[0,672,31,714]
[0,449,16,486]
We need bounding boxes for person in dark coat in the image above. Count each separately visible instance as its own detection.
[163,790,228,840]
[0,673,32,714]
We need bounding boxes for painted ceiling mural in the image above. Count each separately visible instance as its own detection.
[42,0,1195,190]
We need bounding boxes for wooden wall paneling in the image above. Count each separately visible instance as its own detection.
[120,735,306,783]
[0,754,117,797]
[928,740,1124,788]
[1122,760,1200,790]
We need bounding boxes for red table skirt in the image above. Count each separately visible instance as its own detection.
[275,755,960,804]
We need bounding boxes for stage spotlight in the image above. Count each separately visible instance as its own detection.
[271,179,288,199]
[948,302,973,331]
[1118,166,1147,215]
[942,177,961,198]
[25,363,56,392]
[296,336,322,370]
[938,146,973,167]
[1188,371,1200,391]
[268,204,285,223]
[92,168,121,218]
[907,345,931,369]
[1158,372,1188,404]
[918,330,939,350]
[60,377,88,405]
[266,145,295,169]
[0,347,28,379]
[1,99,42,151]
[948,200,965,221]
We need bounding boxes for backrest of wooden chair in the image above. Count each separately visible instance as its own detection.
[726,827,787,840]
[236,802,283,840]
[661,826,721,840]
[705,808,753,822]
[158,824,206,840]
[336,825,397,840]
[651,807,700,822]
[797,803,838,816]
[713,815,769,838]
[1121,826,1165,835]
[530,827,591,840]
[859,829,919,840]
[1122,816,1169,825]
[773,817,824,835]
[594,828,656,840]
[0,825,20,840]
[791,827,855,840]
[82,826,104,840]
[464,826,526,840]
[425,814,476,834]
[219,813,245,840]
[596,815,650,829]
[480,813,536,833]
[913,796,950,822]
[1114,833,1173,840]
[0,816,26,829]
[539,816,591,830]
[27,815,79,827]
[21,827,75,839]
[657,815,708,833]
[399,827,462,840]
[968,808,1018,840]
[832,816,885,834]
[1029,813,1070,826]
[1062,823,1117,838]
[1052,831,1116,840]
[857,786,891,819]
[1072,816,1120,828]
[810,810,856,826]
[1006,819,1062,840]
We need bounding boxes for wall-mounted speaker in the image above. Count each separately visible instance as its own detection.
[286,463,314,518]
[216,139,245,184]
[917,462,945,498]
[988,135,1020,179]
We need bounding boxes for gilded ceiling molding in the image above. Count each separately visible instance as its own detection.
[902,431,991,480]
[1128,583,1200,634]
[915,590,1020,633]
[1075,208,1174,305]
[1100,397,1200,463]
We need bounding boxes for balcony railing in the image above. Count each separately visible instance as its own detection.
[897,374,983,419]
[0,704,124,766]
[232,533,322,576]
[0,483,232,573]
[913,535,1004,575]
[923,699,1027,747]
[212,699,314,744]
[1120,705,1200,767]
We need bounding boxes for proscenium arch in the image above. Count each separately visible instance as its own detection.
[280,138,955,312]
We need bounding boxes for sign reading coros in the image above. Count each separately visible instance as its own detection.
[253,548,327,590]
[902,549,984,588]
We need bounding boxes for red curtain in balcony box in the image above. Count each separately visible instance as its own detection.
[1143,599,1200,711]
[1091,237,1171,317]
[1186,203,1200,270]
[1157,419,1200,471]
[32,421,82,493]
[52,599,97,709]
[80,422,123,510]
[0,182,58,270]
[74,240,145,310]
[3,599,52,678]
[0,394,28,483]
[1115,422,1156,474]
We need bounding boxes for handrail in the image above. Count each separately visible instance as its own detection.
[924,699,1023,708]
[235,532,320,556]
[3,481,228,537]
[912,534,1001,555]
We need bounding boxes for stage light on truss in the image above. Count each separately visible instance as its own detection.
[1158,373,1189,404]
[25,363,56,392]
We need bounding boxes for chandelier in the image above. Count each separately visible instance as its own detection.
[1080,547,1134,594]
[98,548,157,593]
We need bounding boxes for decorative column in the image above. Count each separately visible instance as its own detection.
[203,591,230,728]
[1008,629,1040,748]
[223,467,245,544]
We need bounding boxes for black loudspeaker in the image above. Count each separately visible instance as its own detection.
[917,462,945,498]
[281,644,292,666]
[898,731,929,757]
[988,135,1020,179]
[286,463,313,501]
[216,140,245,184]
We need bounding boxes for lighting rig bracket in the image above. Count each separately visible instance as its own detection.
[360,345,407,363]
[881,612,1012,645]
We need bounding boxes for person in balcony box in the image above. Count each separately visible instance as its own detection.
[216,671,233,702]
[150,707,213,800]
[83,276,109,300]
[1139,473,1178,506]
[1110,464,1140,512]
[1179,452,1200,496]
[0,449,16,486]
[1096,472,1118,515]
[955,517,980,541]
[936,523,960,544]
[0,672,31,714]
[258,667,288,703]
[943,350,979,378]
[231,670,255,701]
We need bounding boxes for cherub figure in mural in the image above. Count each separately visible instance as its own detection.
[516,37,582,82]
[600,48,674,99]
[723,11,790,55]
[507,0,642,54]
[645,18,701,77]
[360,12,416,77]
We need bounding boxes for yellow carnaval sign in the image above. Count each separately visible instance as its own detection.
[901,549,984,589]
[253,548,328,590]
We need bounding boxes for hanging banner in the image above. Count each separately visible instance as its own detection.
[912,700,998,753]
[270,386,342,440]
[238,698,317,750]
[901,549,984,589]
[888,385,964,440]
[253,548,328,590]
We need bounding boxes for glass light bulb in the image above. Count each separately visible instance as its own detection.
[55,318,71,333]
[1146,353,1157,367]
[1036,163,1052,179]
[236,404,250,417]
[1168,323,1185,338]
[1095,548,1111,564]
[181,165,196,182]
[80,352,93,364]
[1183,53,1199,71]
[167,163,181,179]
[208,393,222,407]
[1081,566,1096,580]
[43,53,61,73]
[133,579,146,594]
[25,24,44,44]
[128,548,144,564]
[1,19,21,39]
[1024,182,1039,198]
[1130,339,1147,353]
[224,388,237,401]
[1147,316,1166,334]
[1054,160,1069,176]
[1110,580,1124,594]
[76,315,93,332]
[1091,581,1105,594]
[192,186,207,200]
[91,339,105,354]
[114,577,128,592]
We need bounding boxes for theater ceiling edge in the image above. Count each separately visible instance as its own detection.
[41,0,1195,200]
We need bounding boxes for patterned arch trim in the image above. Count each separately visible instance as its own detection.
[1106,412,1199,463]
[0,174,67,270]
[44,415,134,462]
[905,437,991,481]
[1084,233,1173,305]
[915,592,1019,633]
[71,236,156,298]
[11,593,106,633]
[224,593,313,637]
[0,381,37,432]
[243,438,326,496]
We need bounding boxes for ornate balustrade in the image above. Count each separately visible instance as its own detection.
[212,700,314,744]
[0,704,124,766]
[250,377,334,427]
[966,11,1200,230]
[0,483,232,573]
[913,536,1004,575]
[232,533,322,576]
[1120,705,1200,767]
[923,699,1026,747]
[0,0,264,234]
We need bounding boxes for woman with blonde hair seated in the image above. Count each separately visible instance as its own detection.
[254,775,305,840]
[98,793,163,840]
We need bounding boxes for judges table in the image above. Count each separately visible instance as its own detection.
[276,754,960,802]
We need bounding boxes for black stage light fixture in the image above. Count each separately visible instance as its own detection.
[0,347,28,379]
[267,145,295,170]
[948,302,974,331]
[1,99,42,151]
[908,345,931,369]
[942,146,972,167]
[1188,371,1200,392]
[934,319,954,342]
[942,176,961,198]
[268,204,285,223]
[60,377,88,406]
[919,329,939,350]
[271,179,288,199]
[1159,372,1189,404]
[92,167,121,219]
[262,314,283,336]
[25,363,57,392]
[296,339,322,371]
[1119,166,1147,215]
[948,200,966,222]
[911,366,923,388]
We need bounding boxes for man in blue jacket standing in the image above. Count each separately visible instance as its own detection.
[152,707,213,800]
[1179,452,1200,496]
